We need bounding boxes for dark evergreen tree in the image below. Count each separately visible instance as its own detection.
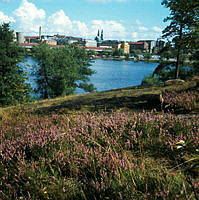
[162,0,199,78]
[32,43,96,99]
[0,23,30,106]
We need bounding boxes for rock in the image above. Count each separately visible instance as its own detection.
[164,79,185,86]
[147,94,163,107]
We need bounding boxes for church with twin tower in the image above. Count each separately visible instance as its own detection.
[95,30,104,42]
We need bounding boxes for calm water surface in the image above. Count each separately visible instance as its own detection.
[76,59,158,93]
[22,57,158,95]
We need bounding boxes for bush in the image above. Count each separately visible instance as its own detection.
[141,74,162,86]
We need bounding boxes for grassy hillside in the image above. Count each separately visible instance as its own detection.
[0,78,199,200]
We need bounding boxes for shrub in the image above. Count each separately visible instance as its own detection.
[0,111,198,199]
[141,74,162,86]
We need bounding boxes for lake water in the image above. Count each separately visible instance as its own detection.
[22,57,158,95]
[76,59,158,93]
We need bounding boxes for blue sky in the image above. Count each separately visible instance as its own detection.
[0,0,169,41]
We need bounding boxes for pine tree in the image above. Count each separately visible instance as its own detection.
[0,23,30,106]
[162,0,199,78]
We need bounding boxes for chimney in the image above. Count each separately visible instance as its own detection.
[39,26,41,40]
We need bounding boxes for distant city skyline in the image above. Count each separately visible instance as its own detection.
[0,0,169,41]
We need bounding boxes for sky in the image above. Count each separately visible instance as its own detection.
[0,0,170,41]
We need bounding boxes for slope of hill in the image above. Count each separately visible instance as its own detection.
[0,78,198,200]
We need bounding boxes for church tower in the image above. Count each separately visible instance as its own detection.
[95,30,104,42]
[101,30,104,41]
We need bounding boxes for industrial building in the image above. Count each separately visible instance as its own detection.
[16,32,25,43]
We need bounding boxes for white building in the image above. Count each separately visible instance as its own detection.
[85,40,97,47]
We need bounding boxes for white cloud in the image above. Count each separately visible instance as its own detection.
[9,0,161,41]
[73,20,89,38]
[0,11,15,23]
[134,32,161,40]
[13,0,46,32]
[131,32,138,38]
[47,10,72,34]
[90,20,127,39]
[151,26,162,33]
[129,20,163,40]
[11,1,90,37]
[130,27,163,41]
[47,11,126,39]
[47,10,89,37]
[137,26,148,32]
[134,20,142,25]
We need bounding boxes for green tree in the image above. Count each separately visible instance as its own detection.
[143,52,152,60]
[32,43,95,99]
[190,21,199,74]
[159,42,175,60]
[191,50,199,75]
[131,50,141,59]
[0,23,30,106]
[112,48,124,57]
[162,0,199,78]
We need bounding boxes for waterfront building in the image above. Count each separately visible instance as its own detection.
[138,40,156,53]
[85,39,97,47]
[129,42,149,52]
[98,40,120,48]
[117,42,130,54]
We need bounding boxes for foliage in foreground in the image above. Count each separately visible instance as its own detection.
[0,109,198,199]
